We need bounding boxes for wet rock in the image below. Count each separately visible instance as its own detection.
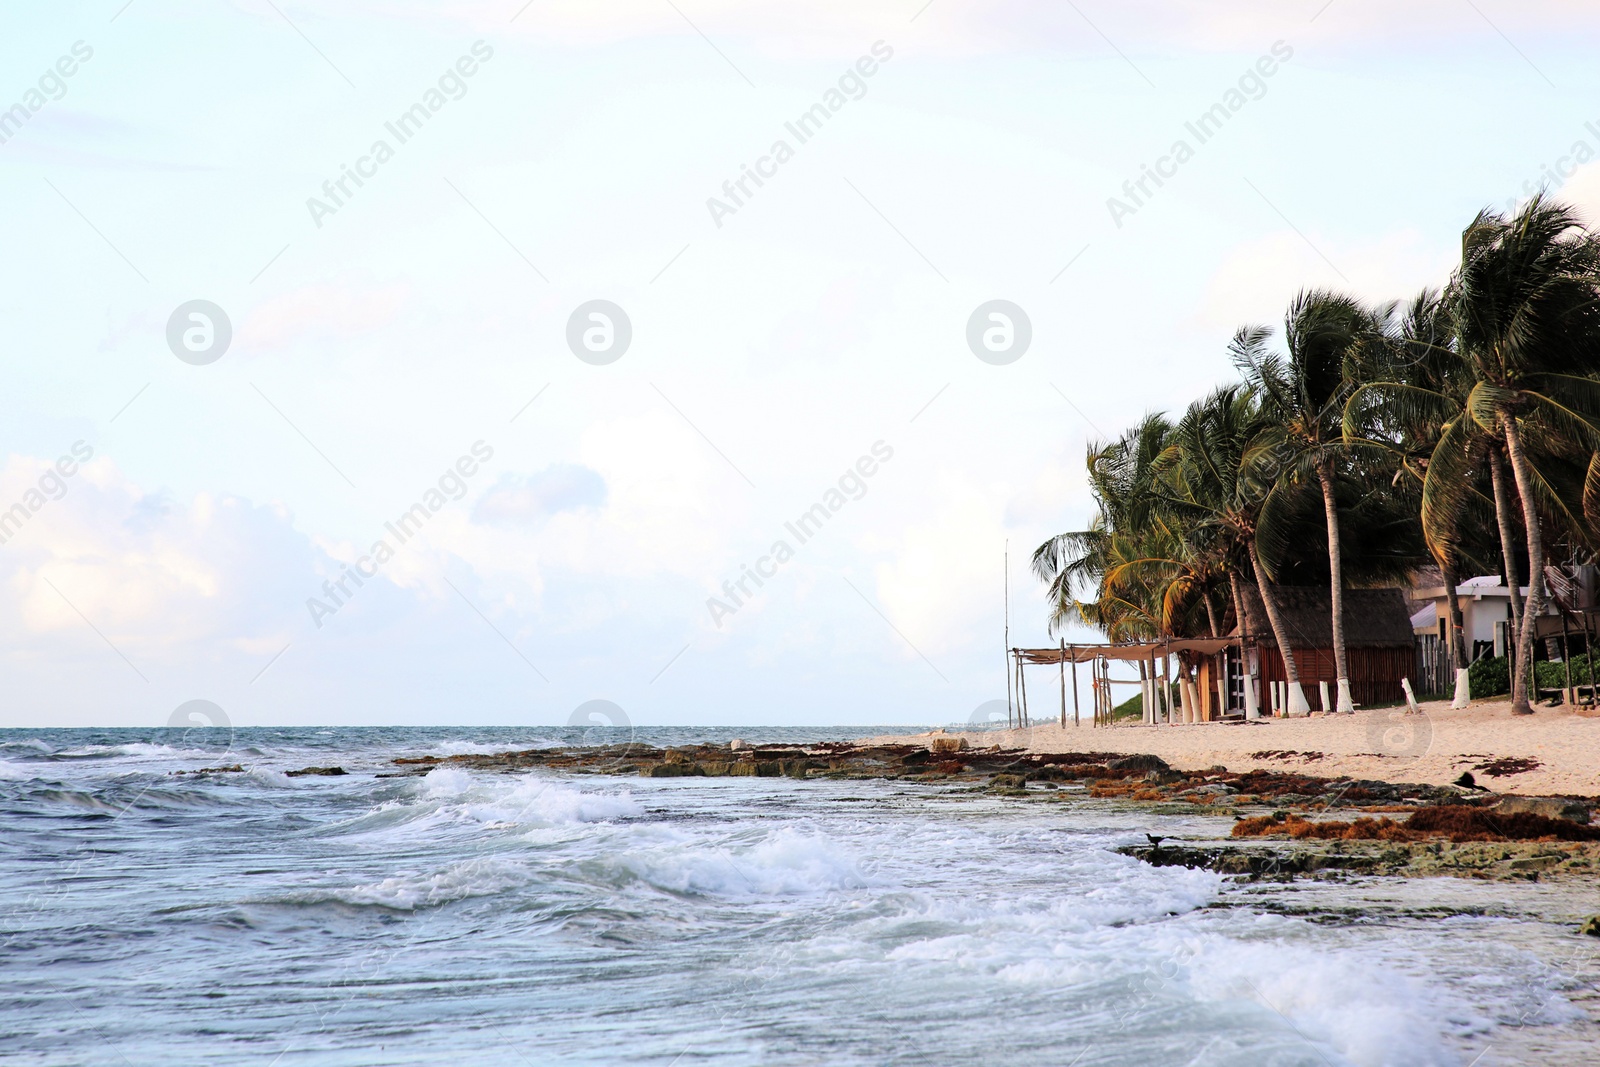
[1493,796,1591,824]
[285,766,347,777]
[1581,916,1600,937]
[1109,754,1170,775]
[1174,783,1238,799]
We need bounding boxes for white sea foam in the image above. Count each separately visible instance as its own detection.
[618,825,878,898]
[1190,937,1477,1066]
[415,767,643,826]
[315,857,534,910]
[0,759,34,779]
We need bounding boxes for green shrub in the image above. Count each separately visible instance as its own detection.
[1467,656,1510,698]
[1466,652,1600,698]
[1113,684,1181,721]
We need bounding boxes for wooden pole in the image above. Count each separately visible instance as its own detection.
[1071,650,1080,727]
[1161,651,1171,724]
[1099,658,1108,726]
[1580,607,1593,710]
[1019,654,1029,726]
[1004,546,1012,728]
[1563,610,1574,704]
[1059,639,1067,729]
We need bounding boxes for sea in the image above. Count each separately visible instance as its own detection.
[1,726,1595,1066]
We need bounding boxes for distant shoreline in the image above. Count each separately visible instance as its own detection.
[871,698,1600,798]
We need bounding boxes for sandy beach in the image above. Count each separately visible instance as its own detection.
[875,698,1600,797]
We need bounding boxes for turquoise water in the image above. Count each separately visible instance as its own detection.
[1,727,1594,1066]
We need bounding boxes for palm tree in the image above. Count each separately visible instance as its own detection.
[1448,194,1600,713]
[1232,292,1380,712]
[1156,384,1313,713]
[1033,415,1177,640]
[1345,289,1481,699]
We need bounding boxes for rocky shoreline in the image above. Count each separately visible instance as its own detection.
[236,737,1600,887]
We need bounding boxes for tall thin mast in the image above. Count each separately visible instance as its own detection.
[1004,542,1012,729]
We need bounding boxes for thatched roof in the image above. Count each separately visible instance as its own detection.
[1234,586,1414,649]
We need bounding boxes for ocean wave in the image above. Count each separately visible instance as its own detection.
[616,825,878,898]
[1190,937,1475,1067]
[415,767,644,826]
[274,857,534,911]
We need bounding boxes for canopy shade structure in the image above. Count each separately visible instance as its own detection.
[1015,639,1237,665]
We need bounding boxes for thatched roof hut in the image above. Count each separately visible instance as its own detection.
[1233,586,1415,707]
[1234,586,1416,648]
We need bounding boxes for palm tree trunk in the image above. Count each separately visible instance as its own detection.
[1229,571,1248,638]
[1441,553,1473,708]
[1441,556,1468,668]
[1488,446,1523,639]
[1317,459,1354,712]
[1203,589,1220,638]
[1252,541,1310,714]
[1498,408,1546,715]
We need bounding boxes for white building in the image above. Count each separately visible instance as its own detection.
[1409,575,1544,658]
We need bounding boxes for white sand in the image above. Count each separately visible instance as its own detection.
[874,698,1600,797]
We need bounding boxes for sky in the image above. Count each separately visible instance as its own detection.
[5,0,1600,730]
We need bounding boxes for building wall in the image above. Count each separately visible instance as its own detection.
[1252,645,1411,708]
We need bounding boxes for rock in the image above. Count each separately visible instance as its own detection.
[1494,796,1592,824]
[1175,783,1238,799]
[929,737,968,755]
[988,773,1027,791]
[285,766,347,777]
[1109,754,1171,775]
[1581,915,1600,937]
[729,739,748,751]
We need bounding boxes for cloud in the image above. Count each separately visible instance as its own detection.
[473,465,608,525]
[0,453,315,656]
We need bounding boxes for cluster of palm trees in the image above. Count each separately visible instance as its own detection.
[1033,194,1600,716]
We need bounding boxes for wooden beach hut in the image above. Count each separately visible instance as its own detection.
[1234,586,1416,710]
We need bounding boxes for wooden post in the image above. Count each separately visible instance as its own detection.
[1071,650,1080,727]
[1019,655,1029,727]
[1583,611,1595,705]
[1159,652,1169,724]
[1059,639,1067,729]
[1563,611,1574,705]
[1096,659,1105,726]
[1215,654,1227,720]
[1004,546,1011,728]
